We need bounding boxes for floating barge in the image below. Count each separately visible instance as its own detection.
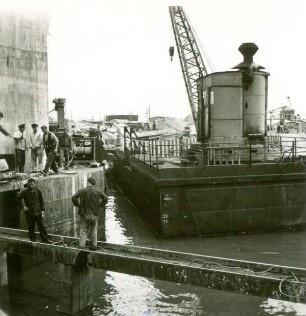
[113,43,306,238]
[113,146,306,238]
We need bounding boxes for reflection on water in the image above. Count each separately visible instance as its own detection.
[90,271,203,316]
[0,188,305,315]
[261,299,306,315]
[105,195,133,245]
[0,308,8,316]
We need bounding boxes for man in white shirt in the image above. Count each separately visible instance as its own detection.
[13,123,28,173]
[29,123,44,173]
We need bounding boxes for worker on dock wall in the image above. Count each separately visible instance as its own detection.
[29,123,44,173]
[13,124,28,173]
[17,178,52,243]
[58,128,72,169]
[72,177,108,250]
[89,125,109,165]
[0,111,11,138]
[41,125,59,176]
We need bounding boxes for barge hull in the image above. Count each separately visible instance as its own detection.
[113,151,306,238]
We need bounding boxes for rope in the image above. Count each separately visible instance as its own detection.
[189,258,305,300]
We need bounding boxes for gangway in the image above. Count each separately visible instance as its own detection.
[0,227,305,313]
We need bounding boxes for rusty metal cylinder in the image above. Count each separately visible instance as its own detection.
[242,73,268,136]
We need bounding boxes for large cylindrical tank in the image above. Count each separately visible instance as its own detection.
[233,43,269,137]
[242,72,268,136]
[197,71,243,143]
[197,43,269,143]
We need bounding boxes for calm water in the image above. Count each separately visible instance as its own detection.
[0,185,305,316]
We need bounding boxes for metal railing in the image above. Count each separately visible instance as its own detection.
[123,130,306,168]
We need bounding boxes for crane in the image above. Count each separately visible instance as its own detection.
[169,6,209,133]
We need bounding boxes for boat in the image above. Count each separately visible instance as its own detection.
[113,43,306,238]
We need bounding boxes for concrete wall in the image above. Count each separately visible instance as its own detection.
[0,6,50,167]
[0,168,106,236]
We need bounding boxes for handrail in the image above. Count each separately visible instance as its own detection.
[123,134,306,169]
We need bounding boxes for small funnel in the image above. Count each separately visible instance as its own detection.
[232,43,265,70]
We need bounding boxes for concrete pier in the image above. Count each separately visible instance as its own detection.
[0,252,7,286]
[0,166,107,234]
[0,166,107,314]
[57,261,92,314]
[0,228,305,309]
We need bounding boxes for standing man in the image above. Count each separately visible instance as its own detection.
[152,120,156,130]
[17,178,52,243]
[58,128,72,169]
[29,123,44,173]
[95,125,109,165]
[41,125,59,176]
[179,136,185,156]
[0,111,11,137]
[13,124,28,173]
[72,177,108,250]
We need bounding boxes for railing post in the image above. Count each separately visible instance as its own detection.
[123,126,127,157]
[280,136,283,155]
[249,142,252,166]
[149,142,152,166]
[292,141,295,163]
[155,144,159,167]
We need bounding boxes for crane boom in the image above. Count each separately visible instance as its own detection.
[169,6,208,127]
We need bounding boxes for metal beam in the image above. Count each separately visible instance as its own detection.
[169,6,208,127]
[0,227,305,303]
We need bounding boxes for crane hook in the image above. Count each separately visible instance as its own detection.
[169,46,174,62]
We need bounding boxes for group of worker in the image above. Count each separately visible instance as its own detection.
[17,176,108,250]
[1,111,109,250]
[0,111,72,175]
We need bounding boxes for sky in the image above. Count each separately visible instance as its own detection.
[8,0,306,121]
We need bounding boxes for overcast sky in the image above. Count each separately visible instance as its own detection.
[28,0,306,120]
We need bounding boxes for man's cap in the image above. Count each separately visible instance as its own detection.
[27,178,36,183]
[41,125,47,129]
[18,124,25,128]
[31,123,38,128]
[87,177,96,185]
[0,111,3,118]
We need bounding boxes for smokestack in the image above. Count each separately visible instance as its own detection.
[232,42,265,70]
[53,98,66,130]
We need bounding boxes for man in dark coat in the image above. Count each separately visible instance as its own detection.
[72,177,108,250]
[89,125,109,165]
[58,128,72,169]
[17,178,52,243]
[41,125,59,176]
